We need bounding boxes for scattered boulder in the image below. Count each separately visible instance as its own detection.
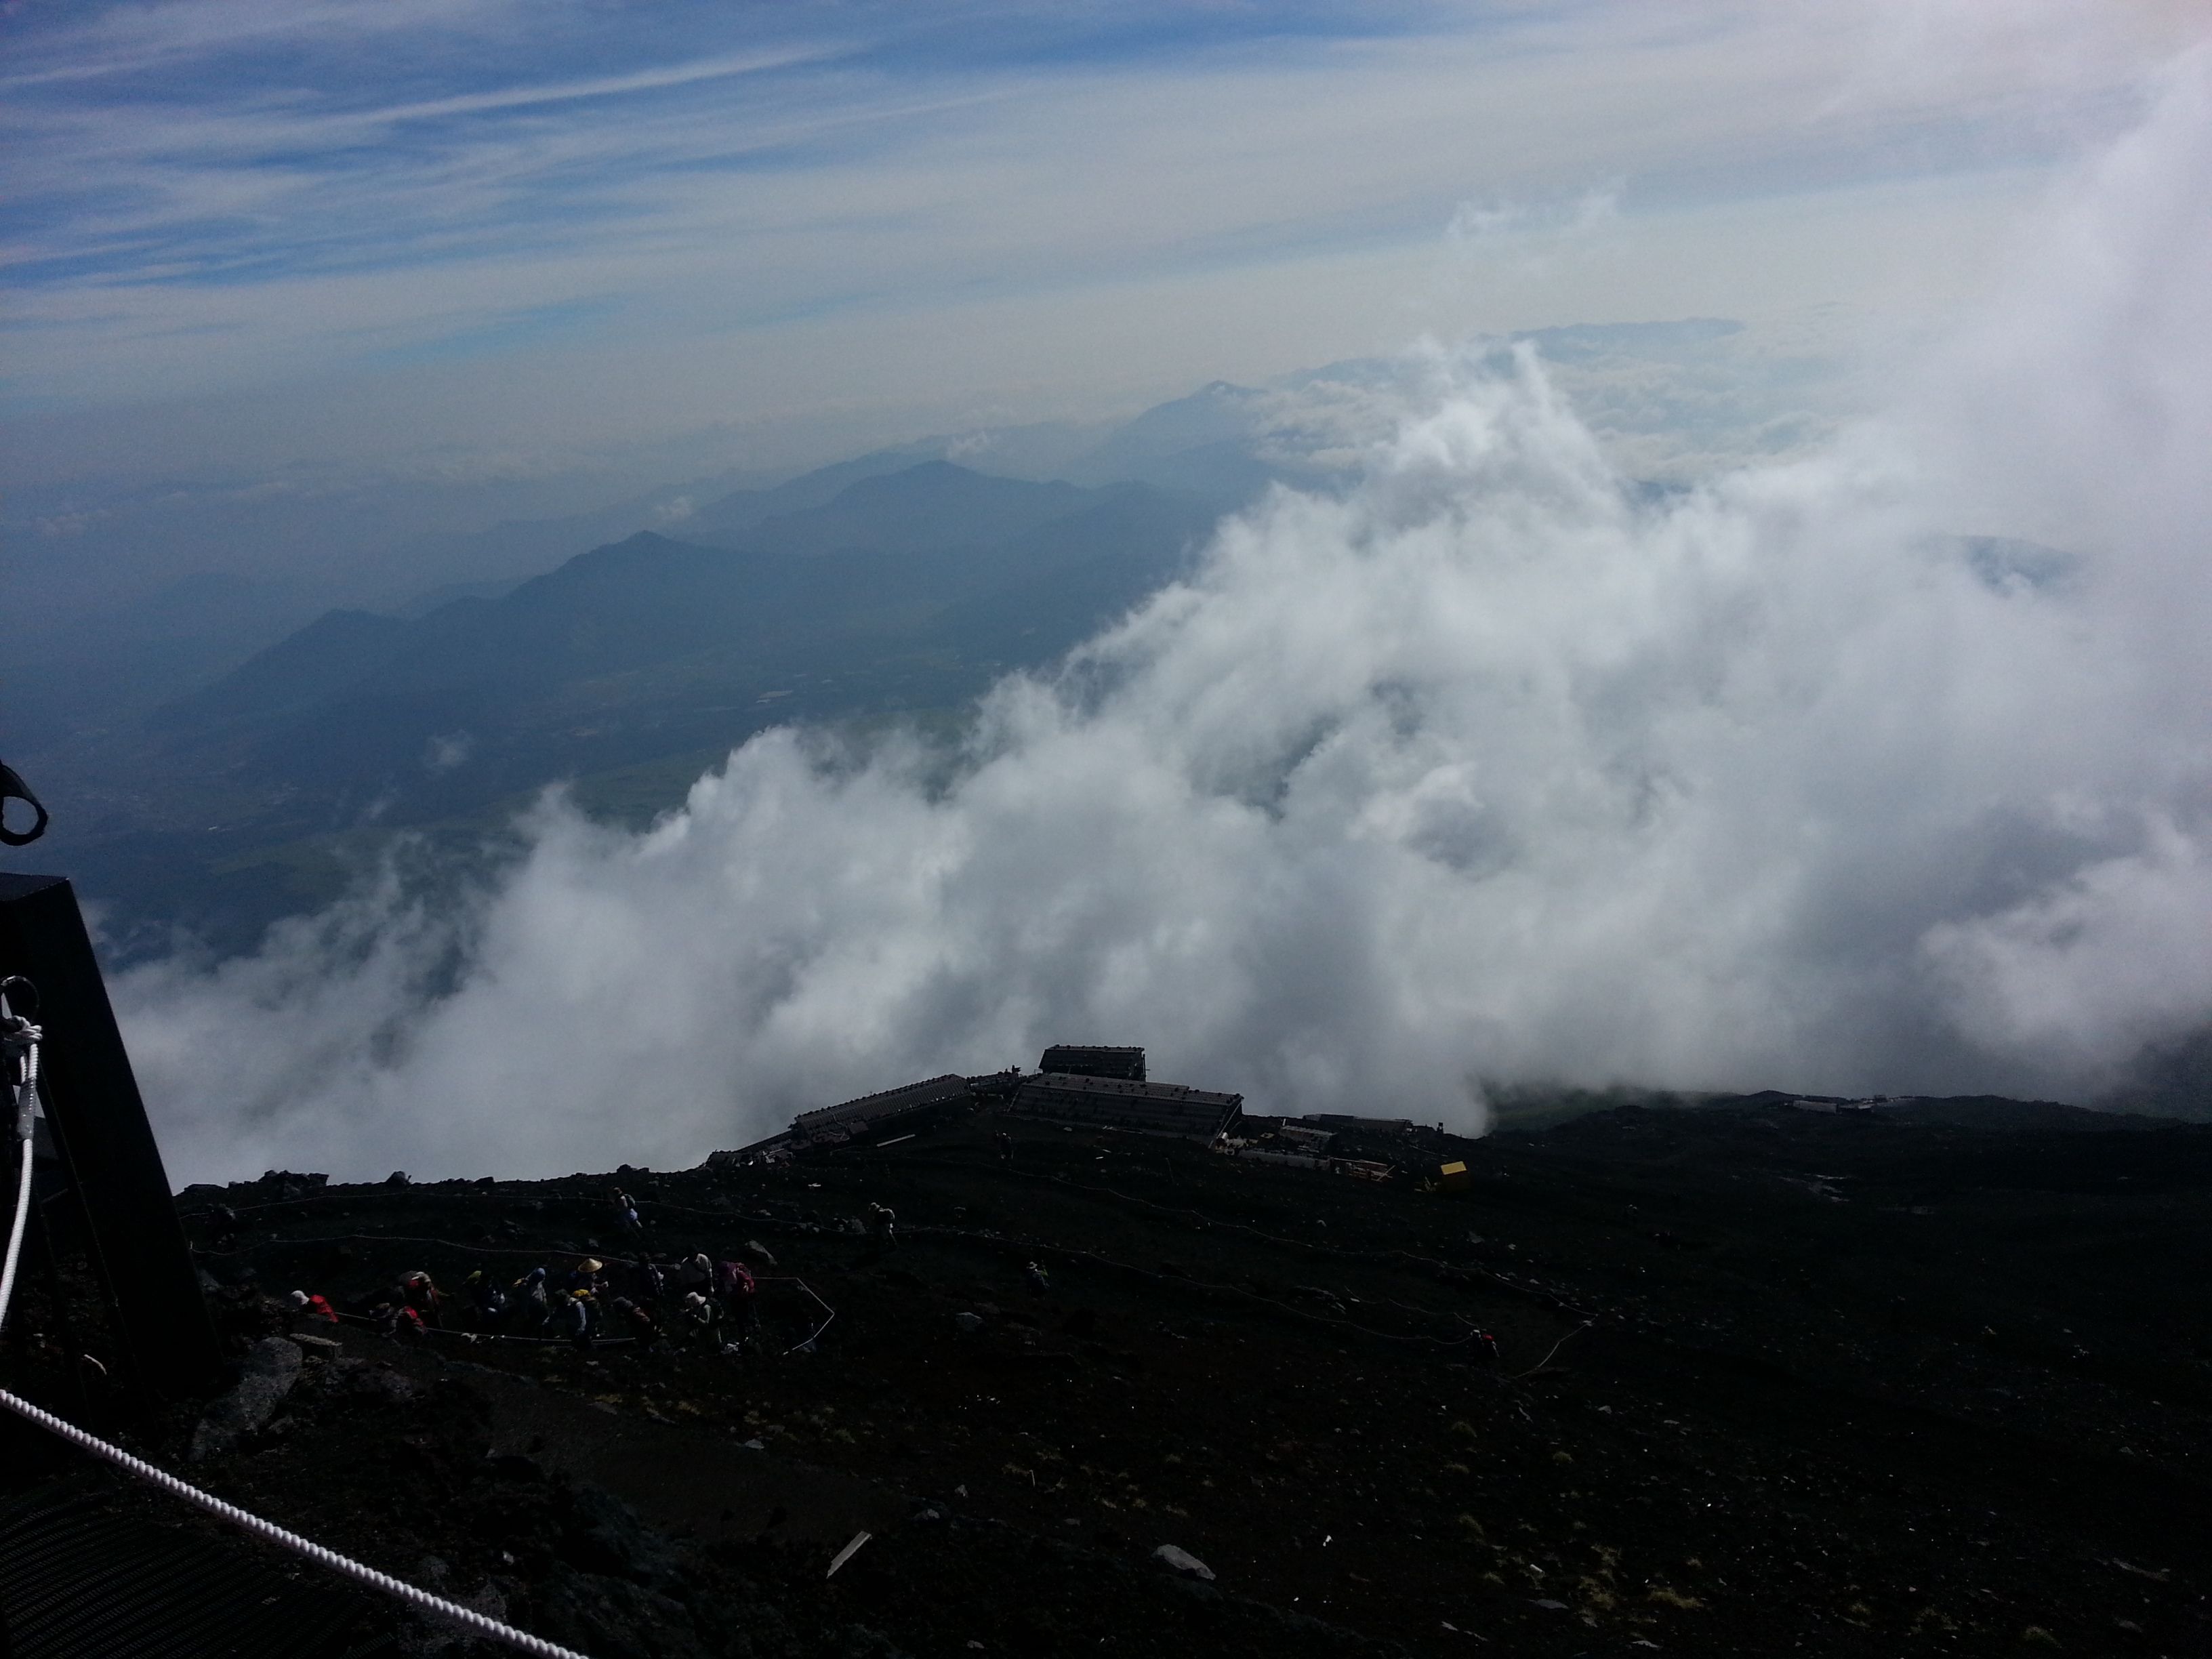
[562,1483,684,1589]
[535,1561,712,1659]
[190,1337,303,1460]
[1152,1544,1214,1581]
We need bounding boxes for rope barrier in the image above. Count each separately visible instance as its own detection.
[1507,1320,1593,1379]
[834,1149,1608,1326]
[0,991,41,1340]
[0,996,597,1659]
[314,1278,834,1359]
[203,1205,852,1345]
[199,1200,1463,1351]
[0,1383,591,1658]
[204,1148,1584,1361]
[203,1225,836,1357]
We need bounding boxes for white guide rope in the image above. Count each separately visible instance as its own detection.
[0,1007,594,1659]
[0,1383,594,1658]
[0,1011,38,1341]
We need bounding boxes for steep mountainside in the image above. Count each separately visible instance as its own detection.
[7,1094,2198,1656]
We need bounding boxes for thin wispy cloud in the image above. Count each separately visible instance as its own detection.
[0,0,522,89]
[323,47,848,128]
[4,3,2180,430]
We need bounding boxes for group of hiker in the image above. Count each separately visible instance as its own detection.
[296,1251,766,1354]
[286,1185,781,1355]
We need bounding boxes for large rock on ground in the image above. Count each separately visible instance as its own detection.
[190,1336,302,1460]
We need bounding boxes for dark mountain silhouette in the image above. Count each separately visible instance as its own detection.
[127,1095,2212,1654]
[151,608,414,731]
[68,463,1218,950]
[1063,381,1276,486]
[674,447,1000,546]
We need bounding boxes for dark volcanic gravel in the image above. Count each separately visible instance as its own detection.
[7,1099,2211,1657]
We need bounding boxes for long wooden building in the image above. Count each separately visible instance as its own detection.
[1009,1071,1242,1141]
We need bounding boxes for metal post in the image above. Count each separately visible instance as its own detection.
[0,874,224,1404]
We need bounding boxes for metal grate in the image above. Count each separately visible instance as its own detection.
[0,1479,399,1658]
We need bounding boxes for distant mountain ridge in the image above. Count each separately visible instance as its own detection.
[163,463,1197,744]
[66,462,1220,951]
[23,319,1824,954]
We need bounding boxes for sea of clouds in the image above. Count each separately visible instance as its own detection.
[117,46,2212,1183]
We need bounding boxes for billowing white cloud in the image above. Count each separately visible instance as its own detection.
[115,45,2212,1183]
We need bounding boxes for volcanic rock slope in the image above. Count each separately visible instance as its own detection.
[38,1099,2212,1657]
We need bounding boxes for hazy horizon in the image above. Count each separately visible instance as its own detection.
[12,4,2186,483]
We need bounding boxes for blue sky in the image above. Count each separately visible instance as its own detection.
[2,1,2194,480]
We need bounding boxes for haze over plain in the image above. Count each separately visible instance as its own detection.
[4,2,2209,1179]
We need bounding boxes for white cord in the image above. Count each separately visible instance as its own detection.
[0,1016,595,1659]
[0,1383,592,1658]
[0,1018,38,1338]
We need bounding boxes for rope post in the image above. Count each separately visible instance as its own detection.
[0,874,224,1405]
[0,987,598,1658]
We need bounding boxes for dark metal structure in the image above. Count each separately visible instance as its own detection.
[1010,1072,1241,1141]
[1038,1045,1145,1082]
[0,874,224,1406]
